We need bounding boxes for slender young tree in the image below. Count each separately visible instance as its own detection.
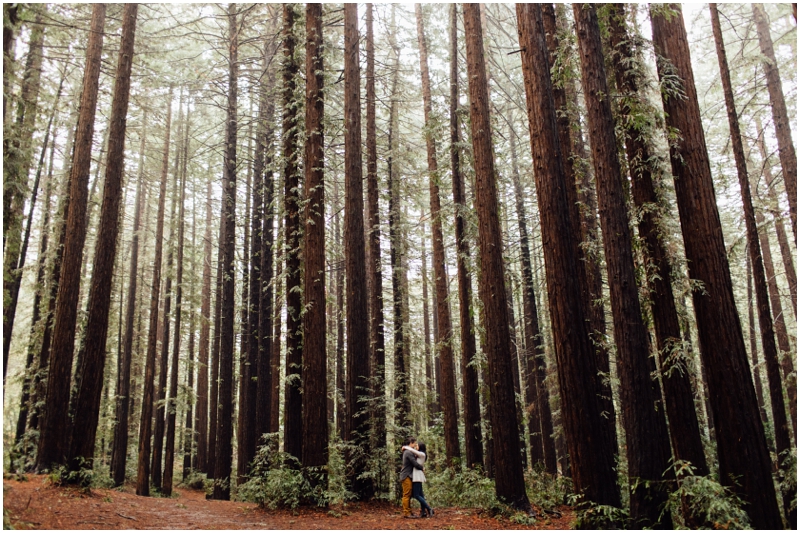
[152,93,184,490]
[68,3,138,475]
[508,125,556,474]
[136,86,174,496]
[573,5,674,526]
[650,5,782,528]
[195,180,213,473]
[415,3,461,464]
[110,109,146,486]
[386,5,408,430]
[752,3,797,239]
[463,3,529,511]
[344,2,373,501]
[747,253,769,425]
[301,1,327,487]
[449,3,483,470]
[255,80,276,445]
[211,3,238,501]
[516,2,621,509]
[36,4,106,471]
[163,97,191,496]
[365,2,386,454]
[282,3,303,465]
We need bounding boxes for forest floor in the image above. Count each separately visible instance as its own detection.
[3,474,574,530]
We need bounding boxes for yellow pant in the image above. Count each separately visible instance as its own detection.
[401,477,413,516]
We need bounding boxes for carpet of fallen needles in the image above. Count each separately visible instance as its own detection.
[3,474,574,530]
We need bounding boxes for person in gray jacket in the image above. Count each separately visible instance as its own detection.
[399,436,424,517]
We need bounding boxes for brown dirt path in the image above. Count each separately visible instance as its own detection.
[3,475,574,530]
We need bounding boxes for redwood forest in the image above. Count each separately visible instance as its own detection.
[2,3,797,530]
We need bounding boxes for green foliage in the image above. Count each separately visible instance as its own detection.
[179,470,207,491]
[236,434,354,509]
[524,468,573,510]
[779,448,796,518]
[424,466,498,509]
[664,461,751,529]
[570,499,629,529]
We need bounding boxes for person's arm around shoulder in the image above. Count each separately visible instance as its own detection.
[402,445,425,459]
[403,449,424,471]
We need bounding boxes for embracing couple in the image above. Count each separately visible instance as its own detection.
[399,436,434,518]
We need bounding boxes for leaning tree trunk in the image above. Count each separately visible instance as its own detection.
[710,7,794,524]
[752,3,797,241]
[449,3,483,471]
[68,3,138,475]
[300,1,327,489]
[344,3,373,501]
[650,5,782,529]
[281,3,303,465]
[3,13,45,385]
[36,4,106,471]
[211,3,238,501]
[136,86,174,497]
[573,5,674,526]
[415,3,460,465]
[14,86,61,449]
[606,3,709,482]
[463,3,529,512]
[756,117,797,319]
[747,253,769,425]
[365,2,387,455]
[516,2,621,509]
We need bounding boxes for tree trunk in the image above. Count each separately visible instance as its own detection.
[255,40,276,449]
[14,99,60,457]
[753,3,797,241]
[281,3,303,465]
[184,179,198,477]
[36,4,106,471]
[136,86,174,496]
[463,3,529,511]
[207,218,223,476]
[334,177,345,439]
[386,7,408,433]
[68,4,138,475]
[211,3,238,501]
[574,5,674,526]
[516,3,621,509]
[163,97,191,496]
[606,3,708,479]
[757,117,797,318]
[541,4,618,453]
[270,217,283,435]
[450,3,483,470]
[365,2,386,455]
[509,126,556,474]
[747,253,769,425]
[3,12,46,385]
[195,181,213,474]
[300,2,328,486]
[650,5,782,528]
[110,109,146,486]
[152,93,184,491]
[3,8,44,270]
[344,3,372,501]
[711,11,794,521]
[415,3,460,465]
